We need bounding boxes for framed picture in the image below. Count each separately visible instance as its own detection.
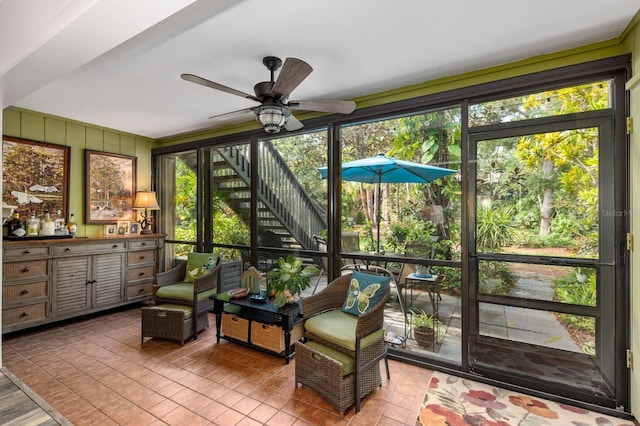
[117,221,130,236]
[2,136,70,222]
[85,150,136,224]
[105,224,117,237]
[129,222,140,235]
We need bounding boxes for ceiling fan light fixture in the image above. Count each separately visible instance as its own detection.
[256,105,289,134]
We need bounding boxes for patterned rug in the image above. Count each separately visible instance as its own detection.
[417,371,635,426]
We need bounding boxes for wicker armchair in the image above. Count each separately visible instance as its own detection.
[154,257,221,340]
[301,272,390,413]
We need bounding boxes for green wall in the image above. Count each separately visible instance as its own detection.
[2,107,154,238]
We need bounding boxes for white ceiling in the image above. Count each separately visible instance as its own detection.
[1,0,638,140]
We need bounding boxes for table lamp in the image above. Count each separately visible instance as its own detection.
[133,191,160,234]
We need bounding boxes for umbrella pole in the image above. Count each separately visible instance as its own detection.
[376,177,382,253]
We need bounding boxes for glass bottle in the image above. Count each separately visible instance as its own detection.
[9,213,25,236]
[54,209,66,234]
[26,213,39,236]
[40,210,55,236]
[67,213,77,237]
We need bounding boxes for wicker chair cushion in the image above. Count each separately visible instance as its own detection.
[155,283,217,302]
[305,341,355,376]
[148,303,194,318]
[341,271,390,316]
[304,309,384,351]
[184,252,219,283]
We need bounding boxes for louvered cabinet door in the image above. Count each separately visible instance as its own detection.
[52,257,91,317]
[93,253,125,307]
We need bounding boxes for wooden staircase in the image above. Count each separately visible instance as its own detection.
[213,143,326,251]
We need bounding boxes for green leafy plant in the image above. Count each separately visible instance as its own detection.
[409,309,435,331]
[266,255,320,308]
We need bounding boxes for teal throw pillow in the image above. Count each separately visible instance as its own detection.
[184,252,218,283]
[341,271,390,316]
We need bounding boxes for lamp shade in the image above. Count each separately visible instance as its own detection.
[256,105,290,134]
[133,191,160,210]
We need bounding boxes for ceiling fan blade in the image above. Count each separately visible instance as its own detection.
[289,99,356,115]
[182,73,260,102]
[284,114,304,131]
[270,58,313,98]
[209,108,255,123]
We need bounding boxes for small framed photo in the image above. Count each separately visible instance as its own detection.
[117,221,130,236]
[105,224,117,237]
[129,222,140,235]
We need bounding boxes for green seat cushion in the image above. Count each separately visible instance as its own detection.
[304,309,384,351]
[156,282,217,302]
[342,271,390,316]
[305,341,355,376]
[150,304,193,319]
[184,252,219,283]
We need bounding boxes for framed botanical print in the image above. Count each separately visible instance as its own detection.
[2,136,70,221]
[85,150,137,224]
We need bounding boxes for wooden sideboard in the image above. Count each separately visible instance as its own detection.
[2,234,164,333]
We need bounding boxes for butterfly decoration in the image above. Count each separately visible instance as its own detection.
[29,184,58,192]
[344,277,381,314]
[11,191,43,205]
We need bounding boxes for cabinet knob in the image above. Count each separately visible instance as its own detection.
[21,289,29,295]
[139,256,145,260]
[65,247,71,251]
[21,267,29,273]
[138,288,145,294]
[112,244,118,249]
[139,272,145,276]
[141,242,147,246]
[20,312,28,317]
[23,250,31,254]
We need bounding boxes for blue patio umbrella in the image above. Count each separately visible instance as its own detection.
[318,153,456,253]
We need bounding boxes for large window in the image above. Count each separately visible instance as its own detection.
[153,57,629,413]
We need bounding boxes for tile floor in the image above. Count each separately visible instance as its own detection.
[2,306,433,425]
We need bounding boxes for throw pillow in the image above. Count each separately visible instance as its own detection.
[341,271,390,316]
[184,252,218,283]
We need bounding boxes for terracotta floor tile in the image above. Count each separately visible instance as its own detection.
[213,407,245,425]
[247,401,279,423]
[161,404,211,426]
[266,409,298,426]
[4,305,618,426]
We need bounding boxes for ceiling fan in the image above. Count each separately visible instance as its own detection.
[181,56,356,134]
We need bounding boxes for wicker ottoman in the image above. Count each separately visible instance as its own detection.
[141,304,208,345]
[295,341,381,418]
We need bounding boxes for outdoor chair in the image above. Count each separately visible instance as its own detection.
[301,272,390,413]
[237,245,276,272]
[154,252,221,340]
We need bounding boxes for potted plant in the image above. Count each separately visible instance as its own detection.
[410,309,436,348]
[266,255,320,308]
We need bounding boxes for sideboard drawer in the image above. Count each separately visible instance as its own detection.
[128,250,156,265]
[3,302,47,326]
[4,246,50,259]
[53,242,125,256]
[3,260,48,281]
[127,266,155,282]
[127,283,153,299]
[130,239,159,250]
[3,281,48,303]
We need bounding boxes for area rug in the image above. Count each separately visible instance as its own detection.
[417,371,634,426]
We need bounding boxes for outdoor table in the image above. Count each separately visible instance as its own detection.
[342,250,404,277]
